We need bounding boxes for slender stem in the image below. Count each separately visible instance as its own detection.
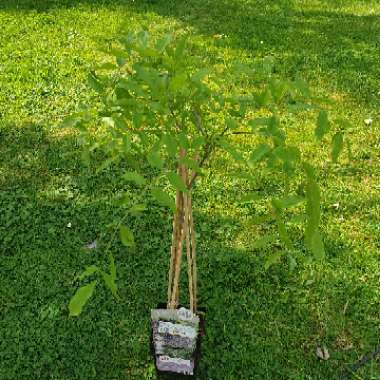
[189,122,232,188]
[230,131,255,135]
[189,142,213,188]
[193,109,207,137]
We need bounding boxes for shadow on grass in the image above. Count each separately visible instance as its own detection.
[128,0,380,108]
[0,0,128,10]
[1,0,379,377]
[1,122,379,378]
[2,0,379,108]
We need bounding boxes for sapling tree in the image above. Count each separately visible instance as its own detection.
[67,31,346,316]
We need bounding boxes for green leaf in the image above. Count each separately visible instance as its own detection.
[95,155,119,174]
[122,134,131,152]
[101,256,117,298]
[264,251,283,270]
[272,195,305,209]
[109,253,116,280]
[273,146,300,162]
[119,225,135,248]
[249,144,271,164]
[269,79,288,103]
[305,180,320,233]
[108,48,127,59]
[101,272,117,296]
[191,68,210,83]
[138,132,150,147]
[101,117,115,128]
[331,132,344,163]
[303,162,316,180]
[315,110,330,140]
[174,36,187,59]
[218,138,243,162]
[226,117,239,130]
[272,202,292,249]
[61,114,83,128]
[77,265,98,281]
[251,233,277,249]
[162,134,177,158]
[292,77,311,98]
[179,156,202,173]
[69,281,97,317]
[288,255,297,271]
[116,56,126,67]
[88,71,103,93]
[151,188,175,211]
[167,172,188,192]
[310,230,325,259]
[254,88,271,107]
[191,136,206,150]
[123,171,146,186]
[336,118,353,131]
[114,192,131,207]
[178,133,189,149]
[170,72,188,92]
[156,33,172,52]
[128,203,146,215]
[250,117,284,144]
[147,149,164,169]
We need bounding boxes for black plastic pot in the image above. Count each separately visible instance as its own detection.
[151,303,206,379]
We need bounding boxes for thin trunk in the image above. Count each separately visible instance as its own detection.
[167,149,198,312]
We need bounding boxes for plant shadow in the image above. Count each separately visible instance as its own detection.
[2,0,378,108]
[128,0,380,108]
[1,121,379,379]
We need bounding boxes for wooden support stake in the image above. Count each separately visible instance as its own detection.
[185,192,194,313]
[166,149,198,312]
[167,189,183,308]
[188,194,198,311]
[170,171,187,308]
[167,149,186,309]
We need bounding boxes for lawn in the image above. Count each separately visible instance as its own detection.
[0,0,380,379]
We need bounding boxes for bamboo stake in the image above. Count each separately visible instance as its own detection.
[169,151,188,308]
[188,194,198,311]
[170,192,186,307]
[167,190,183,308]
[167,149,186,309]
[166,148,199,312]
[185,192,194,312]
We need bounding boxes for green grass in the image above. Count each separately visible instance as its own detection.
[1,1,380,379]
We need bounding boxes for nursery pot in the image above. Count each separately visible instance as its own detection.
[151,303,206,379]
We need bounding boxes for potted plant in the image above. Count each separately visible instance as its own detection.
[67,30,347,376]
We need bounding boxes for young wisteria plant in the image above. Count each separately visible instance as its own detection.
[67,31,346,316]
